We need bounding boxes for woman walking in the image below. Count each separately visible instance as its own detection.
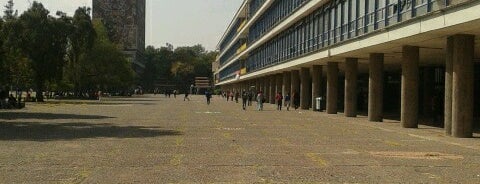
[284,92,291,111]
[256,91,264,111]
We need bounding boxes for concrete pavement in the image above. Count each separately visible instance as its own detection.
[0,95,479,183]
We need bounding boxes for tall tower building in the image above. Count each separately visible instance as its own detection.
[92,0,146,74]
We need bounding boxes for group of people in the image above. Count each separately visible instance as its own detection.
[0,87,24,109]
[159,89,177,98]
[220,89,301,111]
[253,91,299,111]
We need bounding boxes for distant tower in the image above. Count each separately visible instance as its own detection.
[92,0,146,74]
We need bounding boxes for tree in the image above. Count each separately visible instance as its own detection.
[1,0,33,91]
[77,20,134,91]
[3,0,17,20]
[14,2,71,102]
[139,44,215,91]
[65,7,96,94]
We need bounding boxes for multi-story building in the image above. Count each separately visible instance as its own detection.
[215,0,480,138]
[92,0,146,74]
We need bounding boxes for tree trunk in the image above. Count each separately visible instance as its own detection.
[36,78,44,102]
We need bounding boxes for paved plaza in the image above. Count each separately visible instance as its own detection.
[0,95,479,183]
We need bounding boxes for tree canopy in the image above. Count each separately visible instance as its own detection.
[141,44,216,92]
[0,1,135,101]
[0,0,216,100]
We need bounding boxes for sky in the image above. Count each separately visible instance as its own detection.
[0,0,244,51]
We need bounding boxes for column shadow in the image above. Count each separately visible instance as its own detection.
[0,112,114,120]
[0,122,183,141]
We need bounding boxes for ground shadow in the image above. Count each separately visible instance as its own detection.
[0,122,183,141]
[41,101,130,105]
[357,111,401,121]
[38,101,156,106]
[103,98,160,102]
[0,112,114,120]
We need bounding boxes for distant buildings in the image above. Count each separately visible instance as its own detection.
[92,0,146,74]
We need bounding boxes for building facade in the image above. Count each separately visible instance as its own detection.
[92,0,146,74]
[215,0,480,138]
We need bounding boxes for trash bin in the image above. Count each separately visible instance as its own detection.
[316,97,322,111]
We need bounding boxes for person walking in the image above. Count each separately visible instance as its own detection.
[235,91,240,103]
[184,91,190,101]
[275,92,283,111]
[293,92,300,110]
[284,92,291,111]
[256,91,264,111]
[242,90,248,110]
[205,91,212,105]
[247,91,253,106]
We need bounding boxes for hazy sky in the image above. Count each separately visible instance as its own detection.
[0,0,243,51]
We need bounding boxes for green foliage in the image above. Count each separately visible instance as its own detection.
[10,2,72,101]
[0,1,134,101]
[141,44,216,91]
[75,19,134,91]
[64,7,96,93]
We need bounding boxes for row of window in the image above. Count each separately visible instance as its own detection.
[243,0,447,74]
[220,0,266,65]
[248,0,311,44]
[220,0,453,82]
[219,40,245,66]
[219,19,243,51]
[249,0,266,18]
[219,61,241,81]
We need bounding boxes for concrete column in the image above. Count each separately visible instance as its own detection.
[327,62,338,114]
[256,79,261,101]
[291,70,300,107]
[451,34,475,138]
[255,78,261,93]
[264,76,269,103]
[369,53,384,122]
[300,67,310,110]
[269,75,276,104]
[311,65,322,111]
[345,58,358,117]
[401,46,419,128]
[445,36,453,135]
[283,71,291,105]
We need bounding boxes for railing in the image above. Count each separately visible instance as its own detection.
[236,43,247,54]
[219,20,242,51]
[237,19,247,33]
[219,61,241,82]
[220,41,243,66]
[248,0,311,44]
[249,0,266,18]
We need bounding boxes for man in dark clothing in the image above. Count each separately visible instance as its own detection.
[234,91,239,103]
[205,91,212,105]
[184,92,190,101]
[242,90,248,110]
[247,91,253,106]
[293,92,300,110]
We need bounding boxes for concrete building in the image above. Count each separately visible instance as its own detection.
[215,0,480,138]
[92,0,146,74]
